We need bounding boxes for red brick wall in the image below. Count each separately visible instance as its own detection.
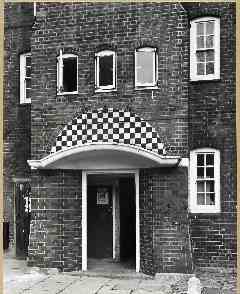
[4,3,33,243]
[4,2,236,272]
[183,3,236,268]
[28,170,82,271]
[30,3,189,160]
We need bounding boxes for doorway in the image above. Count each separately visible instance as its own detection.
[83,171,140,272]
[87,185,113,258]
[15,182,31,259]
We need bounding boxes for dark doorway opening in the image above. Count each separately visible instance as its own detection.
[87,185,113,258]
[15,182,31,259]
[87,174,136,272]
[119,177,136,265]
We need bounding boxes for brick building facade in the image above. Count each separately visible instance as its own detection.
[3,3,236,275]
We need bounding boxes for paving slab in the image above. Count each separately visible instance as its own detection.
[22,274,78,294]
[110,279,141,290]
[61,276,110,294]
[4,273,48,294]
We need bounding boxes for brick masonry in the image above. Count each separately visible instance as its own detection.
[183,3,236,268]
[3,2,236,274]
[28,169,82,271]
[4,3,33,243]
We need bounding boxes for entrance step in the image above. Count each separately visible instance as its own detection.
[67,270,153,280]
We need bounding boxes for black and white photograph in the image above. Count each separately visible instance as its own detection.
[3,2,237,293]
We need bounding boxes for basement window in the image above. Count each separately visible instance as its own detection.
[20,52,31,104]
[189,148,220,213]
[95,50,116,92]
[135,47,157,88]
[57,52,78,95]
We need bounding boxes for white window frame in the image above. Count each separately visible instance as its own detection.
[190,17,220,81]
[135,47,158,89]
[95,50,116,92]
[20,52,31,104]
[57,51,78,95]
[189,148,220,213]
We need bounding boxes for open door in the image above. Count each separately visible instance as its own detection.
[87,186,113,258]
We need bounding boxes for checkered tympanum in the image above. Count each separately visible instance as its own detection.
[51,108,166,155]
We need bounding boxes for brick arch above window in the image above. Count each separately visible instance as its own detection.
[50,108,166,155]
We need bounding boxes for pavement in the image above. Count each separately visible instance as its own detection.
[3,250,237,294]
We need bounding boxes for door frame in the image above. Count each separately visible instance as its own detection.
[82,169,140,272]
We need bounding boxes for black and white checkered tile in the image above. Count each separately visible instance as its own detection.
[51,108,165,155]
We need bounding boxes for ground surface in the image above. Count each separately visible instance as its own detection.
[3,250,237,294]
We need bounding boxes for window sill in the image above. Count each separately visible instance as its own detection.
[95,88,117,93]
[190,77,221,83]
[135,86,158,90]
[57,91,78,96]
[20,100,31,105]
[189,207,221,214]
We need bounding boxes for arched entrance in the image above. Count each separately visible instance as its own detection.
[28,108,181,273]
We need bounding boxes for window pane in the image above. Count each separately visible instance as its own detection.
[206,181,215,192]
[206,21,214,35]
[197,193,205,205]
[63,57,77,92]
[26,67,31,77]
[196,51,205,62]
[206,62,214,75]
[99,55,113,86]
[197,22,204,35]
[26,56,31,66]
[197,154,204,166]
[206,193,215,205]
[136,51,155,85]
[197,63,205,75]
[197,167,204,178]
[206,167,214,178]
[206,35,214,48]
[206,51,214,62]
[26,88,31,99]
[206,154,214,165]
[197,182,205,192]
[25,78,31,89]
[197,36,205,48]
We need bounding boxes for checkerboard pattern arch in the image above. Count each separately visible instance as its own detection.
[50,108,166,155]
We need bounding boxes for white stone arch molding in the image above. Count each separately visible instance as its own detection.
[27,143,181,169]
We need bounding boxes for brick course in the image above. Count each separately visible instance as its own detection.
[4,2,236,274]
[183,3,236,268]
[4,3,33,243]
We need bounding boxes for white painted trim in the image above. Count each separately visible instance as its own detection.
[95,50,116,91]
[27,143,180,170]
[135,47,157,88]
[135,170,140,273]
[20,52,31,104]
[178,157,189,167]
[112,184,116,260]
[57,53,78,95]
[33,2,37,17]
[82,169,140,273]
[189,148,221,213]
[190,17,220,81]
[82,171,87,271]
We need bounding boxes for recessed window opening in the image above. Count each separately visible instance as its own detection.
[189,148,220,213]
[196,152,215,205]
[190,17,220,81]
[95,50,116,91]
[57,52,78,94]
[20,52,31,104]
[135,47,157,88]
